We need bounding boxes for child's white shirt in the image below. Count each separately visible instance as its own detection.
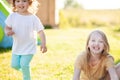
[5,12,44,55]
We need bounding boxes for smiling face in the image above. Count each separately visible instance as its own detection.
[15,0,30,14]
[88,32,105,55]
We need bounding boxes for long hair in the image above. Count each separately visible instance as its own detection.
[85,30,110,63]
[12,0,39,14]
[82,30,110,77]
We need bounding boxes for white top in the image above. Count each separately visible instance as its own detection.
[5,12,44,55]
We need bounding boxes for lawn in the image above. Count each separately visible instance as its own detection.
[0,27,120,80]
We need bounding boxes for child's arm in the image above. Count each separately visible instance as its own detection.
[4,26,15,36]
[38,30,47,53]
[73,67,81,80]
[108,67,119,80]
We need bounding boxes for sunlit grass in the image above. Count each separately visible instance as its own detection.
[0,27,120,80]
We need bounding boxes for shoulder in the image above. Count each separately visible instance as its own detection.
[31,15,41,23]
[5,12,16,22]
[7,12,13,18]
[104,54,115,70]
[74,51,87,69]
[7,12,18,19]
[105,54,114,62]
[31,15,43,25]
[76,51,86,59]
[75,51,87,64]
[8,12,17,16]
[31,14,39,20]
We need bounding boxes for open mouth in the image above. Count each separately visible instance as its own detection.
[93,46,100,50]
[19,6,25,9]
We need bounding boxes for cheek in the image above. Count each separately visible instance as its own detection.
[88,44,91,48]
[88,42,92,47]
[87,43,90,48]
[101,43,104,47]
[100,44,104,49]
[25,3,29,6]
[15,3,19,7]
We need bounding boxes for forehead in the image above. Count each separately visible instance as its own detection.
[90,32,103,39]
[15,0,29,1]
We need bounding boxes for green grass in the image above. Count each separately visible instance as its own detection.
[0,27,120,80]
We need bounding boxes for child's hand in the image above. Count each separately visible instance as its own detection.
[5,27,15,36]
[40,45,47,53]
[7,30,15,36]
[38,30,47,53]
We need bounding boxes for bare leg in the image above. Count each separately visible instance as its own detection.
[115,63,120,79]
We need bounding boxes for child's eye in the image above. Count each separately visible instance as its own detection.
[91,40,95,42]
[99,41,103,43]
[16,0,20,2]
[23,0,27,2]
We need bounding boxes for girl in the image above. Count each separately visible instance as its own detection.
[73,30,120,80]
[5,0,47,80]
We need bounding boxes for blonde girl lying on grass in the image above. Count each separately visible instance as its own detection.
[73,30,120,80]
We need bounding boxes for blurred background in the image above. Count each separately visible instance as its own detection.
[0,0,120,80]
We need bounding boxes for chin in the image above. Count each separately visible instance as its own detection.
[93,51,101,54]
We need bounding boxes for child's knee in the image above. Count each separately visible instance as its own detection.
[20,63,30,69]
[21,65,29,70]
[11,64,20,70]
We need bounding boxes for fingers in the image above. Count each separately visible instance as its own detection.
[40,46,47,53]
[7,31,15,36]
[6,27,12,30]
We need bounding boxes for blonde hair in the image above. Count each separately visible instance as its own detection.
[12,0,39,14]
[85,30,110,61]
[81,30,110,76]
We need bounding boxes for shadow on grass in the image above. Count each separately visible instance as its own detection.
[0,47,12,54]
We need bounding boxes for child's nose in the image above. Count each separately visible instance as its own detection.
[95,41,99,45]
[19,1,23,4]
